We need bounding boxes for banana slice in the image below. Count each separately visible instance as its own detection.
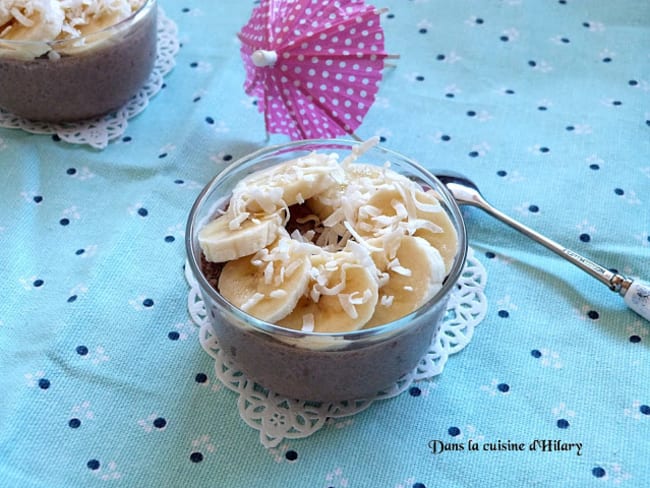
[364,235,446,328]
[199,210,283,263]
[278,251,379,333]
[411,189,458,274]
[354,185,458,273]
[218,236,312,323]
[233,152,344,214]
[1,0,65,59]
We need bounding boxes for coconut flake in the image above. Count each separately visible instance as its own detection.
[301,313,315,332]
[269,289,287,299]
[240,292,265,311]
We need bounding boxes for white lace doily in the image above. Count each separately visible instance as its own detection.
[186,247,487,448]
[0,8,179,149]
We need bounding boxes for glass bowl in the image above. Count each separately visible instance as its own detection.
[0,0,157,122]
[186,139,468,401]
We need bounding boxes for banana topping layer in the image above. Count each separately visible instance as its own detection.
[0,0,145,58]
[199,141,458,333]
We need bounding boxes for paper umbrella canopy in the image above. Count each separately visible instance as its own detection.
[238,0,394,140]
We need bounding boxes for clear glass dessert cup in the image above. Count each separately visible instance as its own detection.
[0,0,157,122]
[186,139,468,402]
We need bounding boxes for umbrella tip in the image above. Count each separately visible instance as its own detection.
[252,49,278,68]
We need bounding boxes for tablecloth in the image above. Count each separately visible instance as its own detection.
[1,0,649,487]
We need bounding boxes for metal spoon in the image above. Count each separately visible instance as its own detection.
[435,170,650,322]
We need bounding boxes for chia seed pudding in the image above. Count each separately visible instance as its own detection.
[187,140,467,402]
[0,0,157,121]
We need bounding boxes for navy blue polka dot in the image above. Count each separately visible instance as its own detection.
[531,349,542,358]
[475,18,484,24]
[122,136,132,142]
[33,279,44,287]
[612,100,622,106]
[448,426,461,436]
[75,248,85,255]
[223,154,233,162]
[440,134,451,141]
[158,153,168,159]
[592,467,606,478]
[190,61,198,68]
[33,195,43,203]
[602,57,612,63]
[587,310,599,320]
[556,418,570,428]
[143,298,154,307]
[87,459,100,470]
[413,484,426,488]
[76,345,89,355]
[164,235,175,243]
[528,205,539,213]
[469,151,479,158]
[285,450,298,461]
[498,310,509,318]
[629,335,641,343]
[189,452,203,463]
[466,110,476,117]
[445,93,455,98]
[500,35,509,42]
[67,295,78,303]
[379,136,387,143]
[538,105,548,111]
[589,163,600,170]
[528,60,537,67]
[419,28,428,34]
[497,170,507,177]
[579,233,591,242]
[628,80,638,86]
[409,386,422,397]
[137,207,148,217]
[539,146,550,153]
[415,75,425,81]
[614,188,624,196]
[561,37,570,43]
[174,179,184,185]
[66,168,77,175]
[153,417,167,429]
[168,331,180,341]
[436,54,445,61]
[60,218,70,226]
[38,378,50,389]
[205,116,214,124]
[69,418,81,428]
[497,383,510,393]
[566,125,575,131]
[485,251,496,259]
[640,405,650,415]
[195,373,208,383]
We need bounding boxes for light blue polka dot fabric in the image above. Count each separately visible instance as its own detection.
[1,0,649,487]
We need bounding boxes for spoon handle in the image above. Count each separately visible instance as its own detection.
[466,193,650,321]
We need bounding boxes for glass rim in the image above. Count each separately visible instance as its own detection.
[185,138,468,342]
[0,0,155,50]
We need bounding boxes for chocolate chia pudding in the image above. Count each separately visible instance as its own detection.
[187,140,467,402]
[0,0,157,121]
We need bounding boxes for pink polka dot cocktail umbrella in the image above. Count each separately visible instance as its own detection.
[238,0,395,140]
